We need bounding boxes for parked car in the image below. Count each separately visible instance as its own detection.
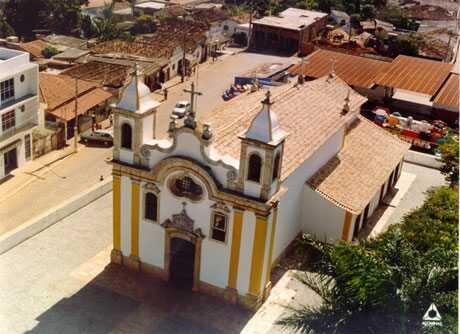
[81,130,113,146]
[172,101,191,118]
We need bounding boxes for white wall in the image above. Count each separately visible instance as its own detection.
[302,186,345,242]
[120,176,132,256]
[236,210,256,294]
[274,128,344,258]
[136,172,235,289]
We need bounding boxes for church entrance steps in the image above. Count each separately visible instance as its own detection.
[0,177,112,255]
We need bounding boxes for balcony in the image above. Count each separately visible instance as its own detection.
[0,94,37,111]
[0,117,37,143]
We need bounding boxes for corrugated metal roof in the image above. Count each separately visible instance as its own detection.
[289,49,391,88]
[374,55,453,96]
[433,74,459,109]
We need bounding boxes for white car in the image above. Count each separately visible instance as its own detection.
[172,101,191,118]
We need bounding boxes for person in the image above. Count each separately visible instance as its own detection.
[109,114,113,127]
[164,87,168,101]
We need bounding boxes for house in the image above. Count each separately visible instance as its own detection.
[134,1,166,15]
[39,73,112,140]
[109,71,409,310]
[374,55,454,118]
[91,17,208,83]
[0,48,39,179]
[251,8,328,54]
[289,49,391,101]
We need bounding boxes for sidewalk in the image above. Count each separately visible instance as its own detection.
[0,143,112,236]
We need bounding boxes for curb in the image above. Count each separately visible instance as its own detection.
[0,177,113,255]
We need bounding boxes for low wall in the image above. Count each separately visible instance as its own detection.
[404,150,442,170]
[0,177,112,255]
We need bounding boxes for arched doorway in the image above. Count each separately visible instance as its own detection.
[169,237,195,289]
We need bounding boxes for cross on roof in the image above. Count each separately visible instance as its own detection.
[183,82,203,114]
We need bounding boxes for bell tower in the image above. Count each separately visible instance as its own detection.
[112,68,159,166]
[236,90,288,201]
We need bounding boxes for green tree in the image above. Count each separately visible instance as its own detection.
[0,15,15,38]
[131,15,156,35]
[437,134,459,188]
[41,45,59,58]
[81,14,96,38]
[279,186,458,333]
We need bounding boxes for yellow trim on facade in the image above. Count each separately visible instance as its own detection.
[265,207,278,285]
[113,176,121,251]
[249,215,268,295]
[342,125,347,148]
[131,181,140,257]
[228,209,244,289]
[341,211,352,241]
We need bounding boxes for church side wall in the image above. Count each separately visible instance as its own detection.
[302,186,345,242]
[274,128,344,260]
[120,176,132,256]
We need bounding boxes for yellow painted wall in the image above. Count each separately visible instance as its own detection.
[249,215,268,295]
[341,211,352,241]
[228,209,244,289]
[131,181,140,257]
[265,208,278,285]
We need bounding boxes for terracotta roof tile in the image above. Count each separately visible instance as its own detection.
[308,116,410,214]
[290,49,391,88]
[48,88,112,122]
[39,73,98,109]
[374,55,453,96]
[19,40,50,59]
[61,61,131,88]
[204,75,368,180]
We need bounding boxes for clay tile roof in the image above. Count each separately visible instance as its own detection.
[205,75,367,180]
[48,88,112,122]
[374,55,453,96]
[39,73,97,110]
[308,116,410,214]
[432,73,459,110]
[19,40,50,59]
[61,61,131,88]
[290,49,391,89]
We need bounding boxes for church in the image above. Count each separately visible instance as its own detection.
[109,70,410,309]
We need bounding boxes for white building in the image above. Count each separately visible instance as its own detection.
[110,72,409,309]
[0,48,39,180]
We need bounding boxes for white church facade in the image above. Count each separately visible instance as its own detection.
[110,72,409,309]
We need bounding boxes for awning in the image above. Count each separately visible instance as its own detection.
[47,88,112,122]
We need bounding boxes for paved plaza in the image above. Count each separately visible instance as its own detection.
[0,193,251,334]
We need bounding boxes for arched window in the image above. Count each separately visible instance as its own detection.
[145,193,158,221]
[121,123,132,149]
[247,153,262,183]
[272,153,281,181]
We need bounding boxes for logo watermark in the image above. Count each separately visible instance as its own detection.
[422,303,442,328]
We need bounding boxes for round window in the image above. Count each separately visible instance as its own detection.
[20,74,25,82]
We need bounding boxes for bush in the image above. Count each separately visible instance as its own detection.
[280,186,458,333]
[41,46,59,58]
[131,15,156,35]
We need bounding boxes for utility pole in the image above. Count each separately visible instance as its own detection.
[74,77,79,153]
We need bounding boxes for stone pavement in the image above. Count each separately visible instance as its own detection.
[0,193,251,334]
